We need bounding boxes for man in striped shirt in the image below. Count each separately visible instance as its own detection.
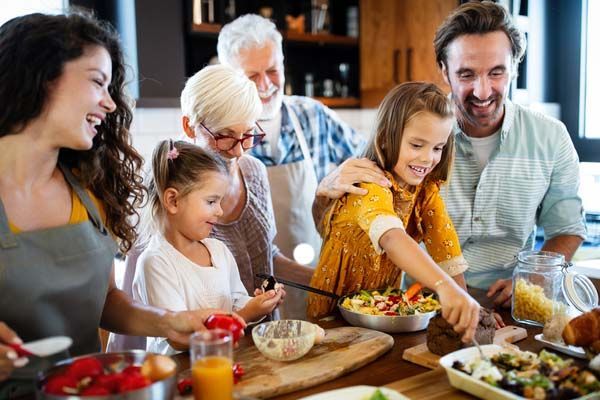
[314,1,586,308]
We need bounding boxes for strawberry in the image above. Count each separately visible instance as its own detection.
[233,362,245,384]
[177,377,193,396]
[44,374,79,395]
[94,372,125,393]
[66,357,104,380]
[80,384,111,396]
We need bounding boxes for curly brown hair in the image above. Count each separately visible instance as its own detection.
[0,10,145,254]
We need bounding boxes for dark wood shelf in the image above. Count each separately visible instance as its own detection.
[190,24,358,46]
[190,23,222,35]
[313,97,360,108]
[283,32,358,46]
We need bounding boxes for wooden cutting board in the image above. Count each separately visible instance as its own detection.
[233,326,393,399]
[384,368,474,399]
[402,325,527,369]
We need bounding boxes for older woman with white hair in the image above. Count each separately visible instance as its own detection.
[180,64,289,291]
[107,64,310,351]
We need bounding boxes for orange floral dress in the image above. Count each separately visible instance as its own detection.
[307,173,468,318]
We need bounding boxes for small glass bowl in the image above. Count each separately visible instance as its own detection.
[252,320,316,361]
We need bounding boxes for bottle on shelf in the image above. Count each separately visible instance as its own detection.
[305,73,315,97]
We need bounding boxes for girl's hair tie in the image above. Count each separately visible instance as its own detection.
[167,139,179,160]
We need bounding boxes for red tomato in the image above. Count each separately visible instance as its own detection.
[66,357,104,380]
[44,374,78,395]
[205,314,244,343]
[80,384,111,396]
[118,374,151,393]
[388,295,402,304]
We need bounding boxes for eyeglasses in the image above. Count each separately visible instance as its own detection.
[200,122,266,151]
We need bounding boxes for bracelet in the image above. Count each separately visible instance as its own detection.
[433,279,445,288]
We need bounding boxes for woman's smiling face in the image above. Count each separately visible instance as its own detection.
[42,45,116,150]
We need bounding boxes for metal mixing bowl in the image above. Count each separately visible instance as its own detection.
[36,350,176,400]
[337,296,437,333]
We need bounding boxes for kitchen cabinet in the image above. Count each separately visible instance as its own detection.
[186,0,361,108]
[360,0,458,108]
[133,0,458,108]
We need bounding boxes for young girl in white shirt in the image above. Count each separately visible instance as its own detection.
[133,140,284,354]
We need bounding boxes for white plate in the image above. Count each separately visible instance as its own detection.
[439,344,599,400]
[534,333,586,359]
[297,385,408,400]
[440,345,520,400]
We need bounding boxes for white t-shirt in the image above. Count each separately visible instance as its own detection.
[468,129,501,173]
[132,234,251,354]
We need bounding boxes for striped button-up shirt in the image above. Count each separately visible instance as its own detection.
[441,99,586,289]
[248,96,365,181]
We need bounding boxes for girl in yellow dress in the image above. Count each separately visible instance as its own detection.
[308,82,480,341]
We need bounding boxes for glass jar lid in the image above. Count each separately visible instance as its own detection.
[562,272,599,312]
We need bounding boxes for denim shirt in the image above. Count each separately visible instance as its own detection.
[440,99,586,289]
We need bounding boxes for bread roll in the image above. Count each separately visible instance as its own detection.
[562,308,600,346]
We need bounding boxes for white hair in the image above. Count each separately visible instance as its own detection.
[217,14,284,68]
[180,64,262,131]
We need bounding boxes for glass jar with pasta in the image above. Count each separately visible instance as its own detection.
[511,251,598,327]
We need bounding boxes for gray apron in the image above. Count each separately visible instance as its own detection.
[0,165,116,397]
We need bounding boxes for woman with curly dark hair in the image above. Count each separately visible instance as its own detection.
[0,11,243,395]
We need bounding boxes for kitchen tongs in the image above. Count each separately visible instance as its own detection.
[255,273,339,299]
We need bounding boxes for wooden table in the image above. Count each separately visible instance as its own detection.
[175,280,599,399]
[271,288,546,400]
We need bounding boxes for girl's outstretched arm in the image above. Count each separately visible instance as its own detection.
[379,229,480,343]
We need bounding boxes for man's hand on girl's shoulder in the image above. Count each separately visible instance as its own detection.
[316,158,390,200]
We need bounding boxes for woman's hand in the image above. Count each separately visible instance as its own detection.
[0,322,27,382]
[436,282,481,343]
[164,309,246,350]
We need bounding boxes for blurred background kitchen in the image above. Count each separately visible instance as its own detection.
[3,0,600,278]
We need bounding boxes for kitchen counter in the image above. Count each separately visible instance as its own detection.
[174,280,600,399]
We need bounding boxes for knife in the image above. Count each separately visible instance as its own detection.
[7,336,72,357]
[256,273,339,299]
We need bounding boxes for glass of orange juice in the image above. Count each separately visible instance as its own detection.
[190,329,234,400]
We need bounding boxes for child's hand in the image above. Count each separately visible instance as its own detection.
[243,287,285,322]
[436,282,480,344]
[253,284,286,306]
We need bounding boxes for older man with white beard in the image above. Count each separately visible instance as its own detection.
[217,14,366,261]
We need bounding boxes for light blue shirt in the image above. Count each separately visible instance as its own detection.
[441,99,586,289]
